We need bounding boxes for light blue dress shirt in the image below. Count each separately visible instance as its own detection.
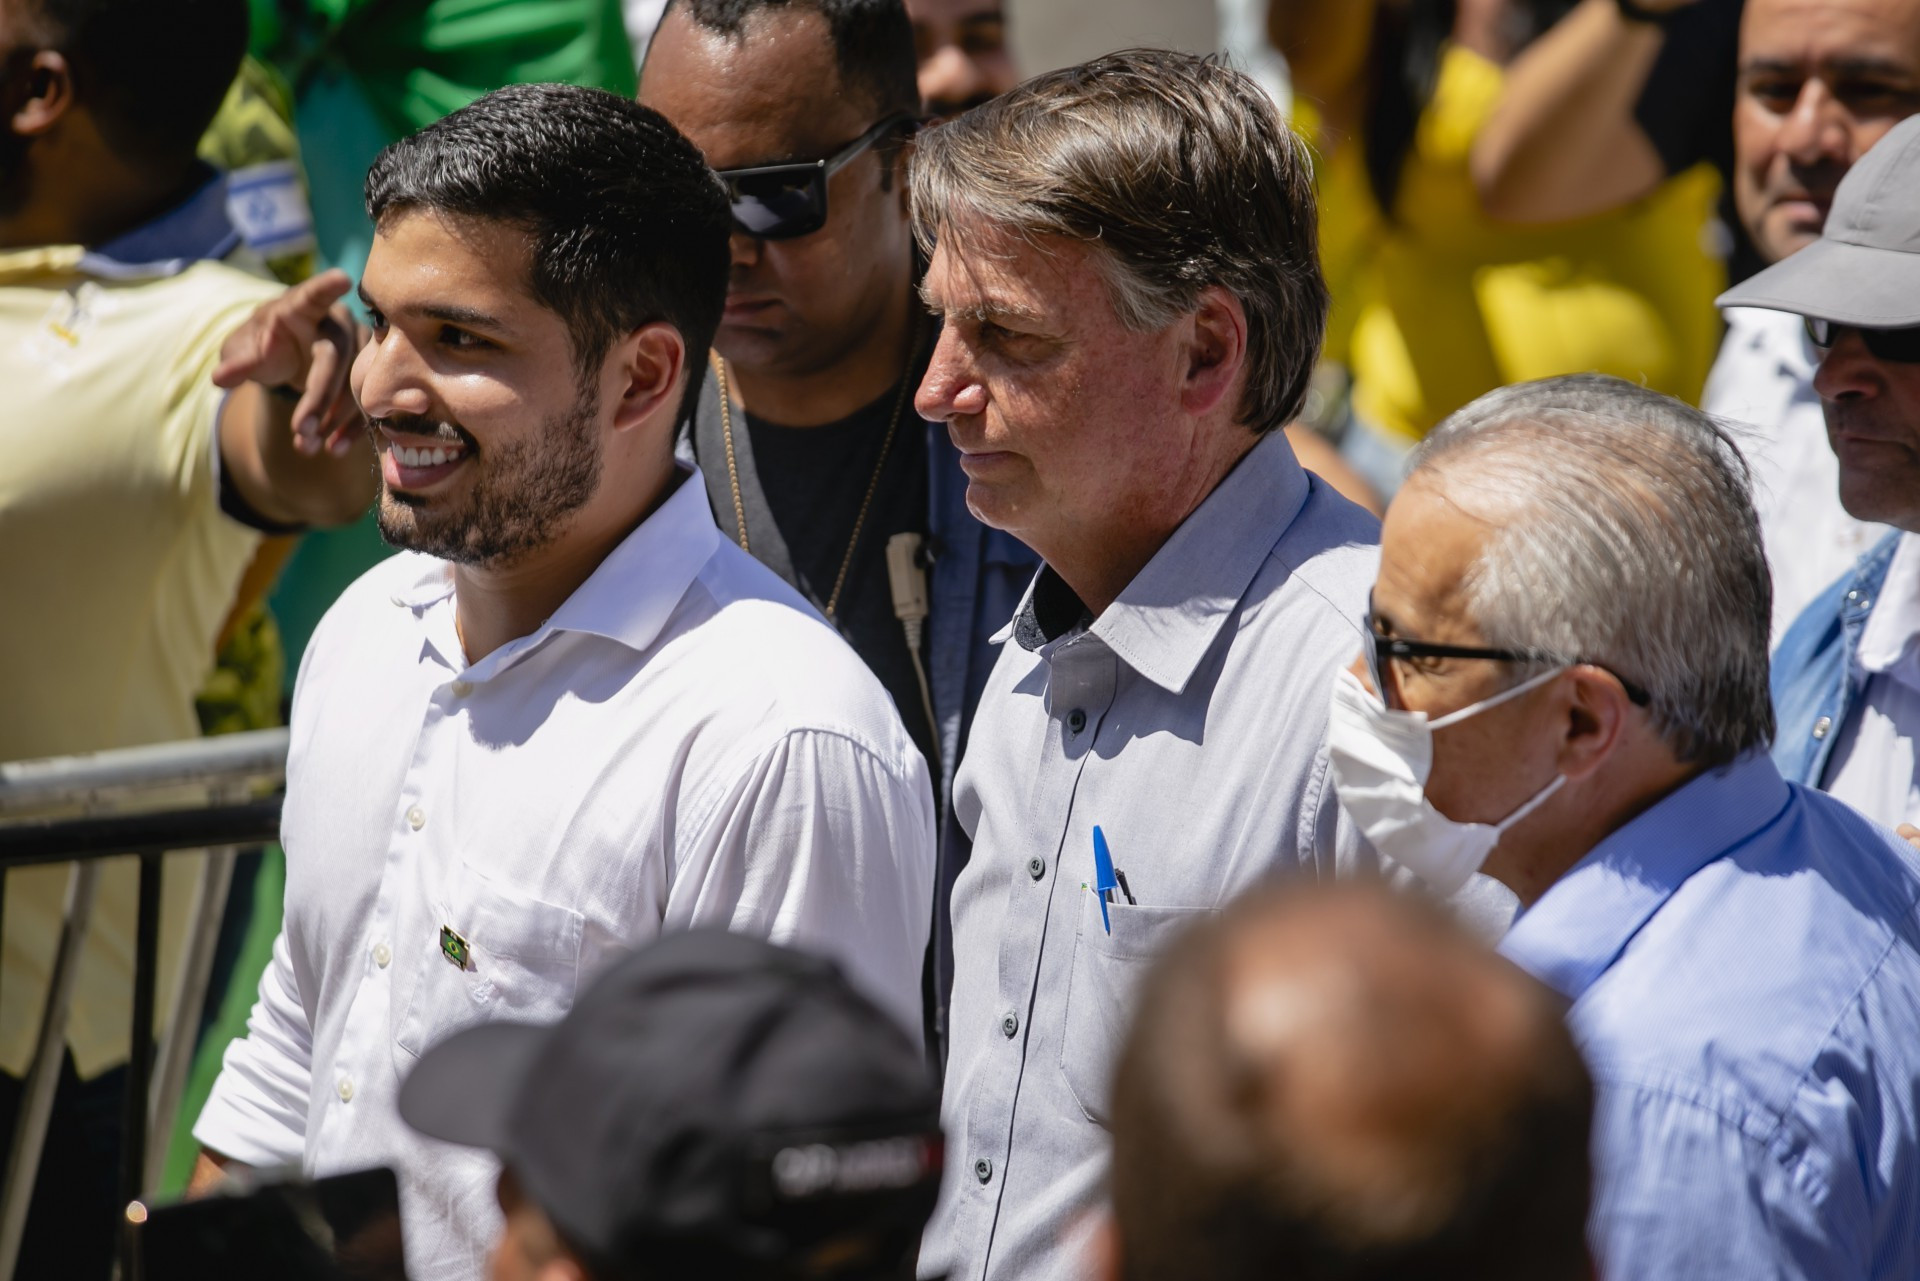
[1501,752,1920,1280]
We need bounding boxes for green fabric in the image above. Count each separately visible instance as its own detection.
[162,847,286,1194]
[259,0,637,142]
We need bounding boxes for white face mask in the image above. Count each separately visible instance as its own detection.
[1326,665,1567,895]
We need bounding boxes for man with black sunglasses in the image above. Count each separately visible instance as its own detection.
[639,0,1041,1057]
[1728,115,1920,835]
[1332,371,1920,1281]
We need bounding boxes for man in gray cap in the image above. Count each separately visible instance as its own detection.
[1727,114,1920,834]
[398,930,944,1281]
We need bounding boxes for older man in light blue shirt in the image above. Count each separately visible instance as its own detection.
[1334,373,1920,1279]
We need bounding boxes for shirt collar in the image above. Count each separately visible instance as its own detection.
[1010,429,1312,694]
[1499,752,1793,1002]
[1857,532,1920,682]
[390,467,723,676]
[75,166,240,280]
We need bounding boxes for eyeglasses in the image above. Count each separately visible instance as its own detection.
[1362,611,1651,711]
[1804,317,1920,363]
[716,114,915,242]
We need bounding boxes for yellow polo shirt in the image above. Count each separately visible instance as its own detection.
[0,233,281,1078]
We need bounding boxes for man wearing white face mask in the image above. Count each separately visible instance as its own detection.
[1327,372,1920,1281]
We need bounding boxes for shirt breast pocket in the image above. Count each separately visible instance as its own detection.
[394,869,586,1060]
[1058,892,1212,1128]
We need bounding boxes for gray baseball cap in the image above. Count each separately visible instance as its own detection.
[1719,113,1920,327]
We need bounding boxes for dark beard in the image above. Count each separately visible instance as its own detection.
[374,391,603,568]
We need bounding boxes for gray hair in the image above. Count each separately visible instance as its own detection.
[908,48,1328,434]
[1408,375,1774,767]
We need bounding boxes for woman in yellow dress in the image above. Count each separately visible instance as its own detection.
[1271,0,1726,497]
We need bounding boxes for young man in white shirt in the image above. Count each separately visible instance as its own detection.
[191,83,935,1281]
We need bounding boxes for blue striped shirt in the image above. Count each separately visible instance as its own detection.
[1502,752,1920,1279]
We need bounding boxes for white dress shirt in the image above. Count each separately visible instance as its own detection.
[1825,533,1920,829]
[194,469,935,1281]
[1704,306,1886,641]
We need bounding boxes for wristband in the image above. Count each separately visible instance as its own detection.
[1613,0,1674,24]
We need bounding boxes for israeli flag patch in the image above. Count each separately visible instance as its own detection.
[225,161,316,258]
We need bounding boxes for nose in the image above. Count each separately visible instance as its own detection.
[352,327,435,422]
[729,230,763,269]
[1778,79,1849,167]
[919,44,983,113]
[914,325,987,423]
[1813,326,1884,404]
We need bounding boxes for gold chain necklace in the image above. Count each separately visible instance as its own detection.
[709,324,923,622]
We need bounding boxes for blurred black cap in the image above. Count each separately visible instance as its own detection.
[398,930,942,1280]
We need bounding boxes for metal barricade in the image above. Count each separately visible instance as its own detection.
[0,730,288,1280]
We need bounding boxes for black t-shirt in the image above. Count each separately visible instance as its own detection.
[690,362,936,767]
[1635,0,1742,180]
[1632,0,1763,279]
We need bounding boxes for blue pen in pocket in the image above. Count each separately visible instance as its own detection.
[1092,825,1118,934]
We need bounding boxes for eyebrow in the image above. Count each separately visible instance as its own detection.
[1365,593,1396,636]
[1740,55,1918,80]
[916,281,1044,325]
[423,303,510,331]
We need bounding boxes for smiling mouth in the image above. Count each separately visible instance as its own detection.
[380,432,472,491]
[392,442,464,467]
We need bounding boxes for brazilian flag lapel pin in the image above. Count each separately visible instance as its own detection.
[439,924,472,970]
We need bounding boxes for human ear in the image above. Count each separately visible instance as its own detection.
[608,321,688,437]
[1178,285,1248,419]
[1555,666,1631,783]
[6,50,73,139]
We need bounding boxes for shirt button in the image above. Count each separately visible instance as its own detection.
[974,1157,993,1184]
[1027,856,1046,881]
[1067,708,1087,734]
[1001,1012,1019,1038]
[450,680,474,697]
[372,942,391,968]
[337,1077,354,1102]
[1813,716,1833,740]
[406,805,426,830]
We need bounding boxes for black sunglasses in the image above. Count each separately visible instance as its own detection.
[1805,317,1920,363]
[1362,611,1651,711]
[717,114,915,242]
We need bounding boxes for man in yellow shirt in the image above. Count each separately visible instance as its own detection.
[0,0,374,1272]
